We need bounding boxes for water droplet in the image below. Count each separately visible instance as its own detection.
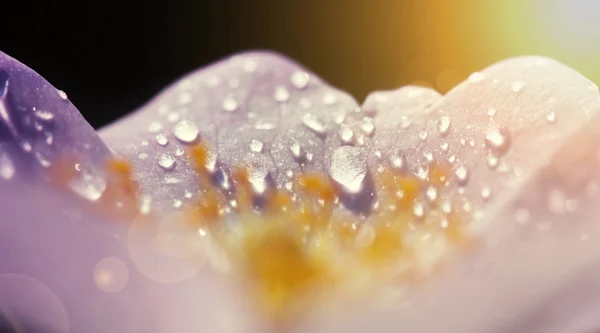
[222,96,238,112]
[511,80,526,92]
[0,153,15,180]
[254,120,276,130]
[57,90,68,100]
[413,201,425,219]
[21,141,32,152]
[173,200,183,209]
[323,93,337,105]
[138,153,148,160]
[454,166,469,185]
[390,152,406,170]
[338,126,354,144]
[167,112,180,123]
[158,154,176,171]
[469,72,485,82]
[175,148,185,156]
[487,107,497,117]
[178,92,192,105]
[247,164,271,196]
[302,113,326,136]
[487,154,499,169]
[426,186,437,202]
[148,121,164,133]
[71,172,107,201]
[35,110,54,122]
[173,120,199,144]
[45,133,54,146]
[485,128,511,155]
[291,71,310,89]
[481,187,491,200]
[329,146,367,194]
[440,142,449,152]
[249,139,264,153]
[140,195,152,214]
[274,86,290,102]
[515,208,530,224]
[469,138,475,148]
[437,116,451,136]
[289,141,305,161]
[418,130,428,140]
[360,118,375,137]
[546,111,556,123]
[156,133,168,146]
[400,116,412,129]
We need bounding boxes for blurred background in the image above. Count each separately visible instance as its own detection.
[1,0,600,128]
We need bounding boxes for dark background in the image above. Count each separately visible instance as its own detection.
[1,0,598,129]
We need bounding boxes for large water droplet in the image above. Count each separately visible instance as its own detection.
[173,120,199,144]
[249,139,264,153]
[302,113,326,137]
[222,96,238,112]
[437,116,451,136]
[0,153,15,180]
[291,71,310,89]
[274,86,290,102]
[158,154,176,171]
[485,127,511,155]
[329,146,367,194]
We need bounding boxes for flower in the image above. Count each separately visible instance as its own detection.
[1,50,600,333]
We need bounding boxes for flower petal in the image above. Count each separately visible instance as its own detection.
[0,52,251,333]
[310,57,600,333]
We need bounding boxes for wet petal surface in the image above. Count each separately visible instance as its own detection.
[3,48,600,333]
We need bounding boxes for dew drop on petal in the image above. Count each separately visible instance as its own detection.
[360,118,375,137]
[468,72,485,83]
[425,186,437,202]
[413,201,425,219]
[418,130,428,140]
[289,141,305,161]
[481,186,491,200]
[57,90,68,100]
[0,152,15,180]
[274,85,290,102]
[546,111,556,123]
[485,128,511,155]
[454,166,469,185]
[249,139,264,153]
[302,113,326,136]
[158,154,176,171]
[291,71,310,89]
[323,92,337,105]
[35,110,54,122]
[511,80,526,92]
[156,133,169,146]
[222,96,238,112]
[437,116,451,136]
[148,121,164,133]
[329,146,367,194]
[487,107,497,117]
[338,126,354,145]
[173,120,199,144]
